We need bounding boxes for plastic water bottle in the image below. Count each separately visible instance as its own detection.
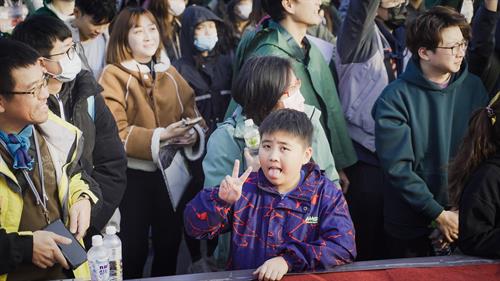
[103,226,123,281]
[88,235,110,281]
[243,119,260,155]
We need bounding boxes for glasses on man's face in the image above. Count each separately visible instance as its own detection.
[436,40,468,55]
[9,74,50,98]
[46,42,77,61]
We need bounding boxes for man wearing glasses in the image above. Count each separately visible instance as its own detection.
[11,15,127,249]
[0,39,99,280]
[373,6,488,258]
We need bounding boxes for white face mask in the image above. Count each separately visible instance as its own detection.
[168,0,186,16]
[48,53,82,83]
[281,89,305,112]
[235,3,252,20]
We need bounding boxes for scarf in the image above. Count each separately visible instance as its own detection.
[0,125,34,170]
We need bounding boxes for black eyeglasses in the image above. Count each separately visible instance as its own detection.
[436,40,468,55]
[9,74,50,98]
[46,43,77,60]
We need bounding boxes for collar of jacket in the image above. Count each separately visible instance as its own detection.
[120,50,171,74]
[57,70,101,105]
[400,56,469,93]
[256,162,323,202]
[256,19,309,62]
[0,111,83,192]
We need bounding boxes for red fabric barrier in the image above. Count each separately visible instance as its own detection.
[284,264,500,281]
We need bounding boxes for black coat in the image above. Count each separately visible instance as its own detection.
[174,5,232,133]
[459,153,500,258]
[47,70,127,232]
[467,4,500,97]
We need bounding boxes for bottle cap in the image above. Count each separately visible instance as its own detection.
[244,119,254,126]
[92,235,103,246]
[105,226,117,235]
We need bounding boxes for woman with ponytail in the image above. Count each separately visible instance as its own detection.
[448,92,500,258]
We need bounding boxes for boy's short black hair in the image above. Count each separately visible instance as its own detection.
[406,5,470,59]
[0,39,41,98]
[261,0,286,21]
[76,0,117,24]
[11,15,72,57]
[259,109,313,147]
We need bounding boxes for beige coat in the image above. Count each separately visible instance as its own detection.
[99,52,202,171]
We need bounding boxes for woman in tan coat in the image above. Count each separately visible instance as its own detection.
[99,7,205,278]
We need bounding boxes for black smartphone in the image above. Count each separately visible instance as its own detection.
[43,219,87,269]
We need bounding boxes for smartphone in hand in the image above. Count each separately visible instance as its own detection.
[182,117,203,127]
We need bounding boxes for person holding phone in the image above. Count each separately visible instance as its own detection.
[99,7,206,279]
[0,39,99,281]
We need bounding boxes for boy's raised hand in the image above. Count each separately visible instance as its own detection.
[218,160,252,204]
[253,256,289,281]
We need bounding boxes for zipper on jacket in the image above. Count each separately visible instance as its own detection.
[148,82,161,128]
[56,94,66,121]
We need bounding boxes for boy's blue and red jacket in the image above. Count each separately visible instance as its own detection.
[184,162,356,271]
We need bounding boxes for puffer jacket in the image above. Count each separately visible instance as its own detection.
[185,162,356,271]
[0,112,99,280]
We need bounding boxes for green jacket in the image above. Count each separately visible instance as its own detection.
[227,19,356,170]
[373,58,489,239]
[203,105,339,187]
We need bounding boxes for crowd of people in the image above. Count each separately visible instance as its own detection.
[0,0,499,280]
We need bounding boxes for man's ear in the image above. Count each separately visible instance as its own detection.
[73,7,81,18]
[418,47,432,61]
[302,146,313,165]
[0,96,7,113]
[281,0,295,14]
[39,57,48,70]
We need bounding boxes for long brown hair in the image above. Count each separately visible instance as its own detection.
[448,92,500,207]
[148,0,176,44]
[107,7,163,64]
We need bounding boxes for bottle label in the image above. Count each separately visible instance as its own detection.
[109,247,122,260]
[109,247,123,281]
[109,260,123,281]
[90,258,110,281]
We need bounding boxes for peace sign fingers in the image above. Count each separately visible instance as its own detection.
[239,166,252,183]
[219,160,253,204]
